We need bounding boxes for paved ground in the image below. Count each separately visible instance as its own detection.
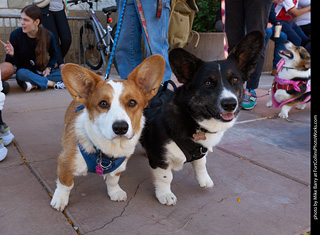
[0,69,311,235]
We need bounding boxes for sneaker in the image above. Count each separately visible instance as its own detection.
[54,81,66,90]
[241,89,257,110]
[22,81,37,92]
[0,124,14,146]
[2,81,10,95]
[0,138,8,161]
[271,69,277,76]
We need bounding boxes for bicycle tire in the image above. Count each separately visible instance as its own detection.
[80,21,103,70]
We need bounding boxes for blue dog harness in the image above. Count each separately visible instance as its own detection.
[76,105,126,175]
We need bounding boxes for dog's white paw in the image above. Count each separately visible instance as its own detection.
[278,111,289,119]
[295,103,306,110]
[266,99,273,108]
[198,176,214,188]
[156,192,177,206]
[50,190,69,212]
[109,189,127,202]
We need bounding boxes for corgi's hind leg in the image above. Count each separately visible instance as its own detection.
[295,103,306,110]
[266,95,273,107]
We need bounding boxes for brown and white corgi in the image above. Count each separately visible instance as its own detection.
[50,55,164,211]
[266,41,311,119]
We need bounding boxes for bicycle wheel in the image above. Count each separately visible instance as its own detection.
[80,21,103,70]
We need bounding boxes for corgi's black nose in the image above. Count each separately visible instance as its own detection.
[221,98,237,112]
[112,121,129,135]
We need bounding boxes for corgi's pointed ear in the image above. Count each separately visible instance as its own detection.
[61,64,102,104]
[169,48,204,84]
[127,55,165,101]
[227,30,264,79]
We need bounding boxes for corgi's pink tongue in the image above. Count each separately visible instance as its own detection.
[221,113,234,121]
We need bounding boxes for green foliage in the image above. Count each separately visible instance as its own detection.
[192,0,221,32]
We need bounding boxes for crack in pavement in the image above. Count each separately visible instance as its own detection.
[83,179,147,235]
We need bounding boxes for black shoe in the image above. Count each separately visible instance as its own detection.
[2,82,10,95]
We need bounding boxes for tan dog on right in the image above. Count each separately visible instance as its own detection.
[266,41,311,119]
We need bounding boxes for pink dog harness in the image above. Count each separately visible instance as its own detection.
[272,59,311,108]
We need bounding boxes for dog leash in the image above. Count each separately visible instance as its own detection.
[105,0,127,80]
[221,0,228,59]
[105,0,159,79]
[136,0,153,55]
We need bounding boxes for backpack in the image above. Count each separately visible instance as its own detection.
[168,0,199,49]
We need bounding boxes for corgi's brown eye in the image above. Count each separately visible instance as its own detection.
[128,99,137,108]
[231,77,238,84]
[205,81,212,86]
[99,100,109,109]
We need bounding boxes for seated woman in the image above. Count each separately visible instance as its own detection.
[1,4,64,92]
[275,0,310,54]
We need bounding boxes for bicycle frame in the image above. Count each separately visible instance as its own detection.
[87,6,115,65]
[89,9,113,53]
[70,0,116,70]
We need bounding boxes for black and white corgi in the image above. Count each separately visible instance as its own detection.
[140,31,264,205]
[266,41,311,119]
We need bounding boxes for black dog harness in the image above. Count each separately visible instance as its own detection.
[146,81,208,163]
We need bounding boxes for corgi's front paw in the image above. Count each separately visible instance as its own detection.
[50,189,70,211]
[109,188,127,202]
[278,111,289,119]
[198,176,214,188]
[156,191,177,206]
[266,99,273,108]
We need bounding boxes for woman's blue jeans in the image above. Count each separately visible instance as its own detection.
[115,0,171,82]
[16,68,62,90]
[265,27,287,69]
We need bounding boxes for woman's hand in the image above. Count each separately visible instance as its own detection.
[0,40,14,57]
[42,67,51,77]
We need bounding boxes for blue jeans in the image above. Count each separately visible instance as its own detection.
[265,27,287,69]
[16,68,62,90]
[280,20,308,48]
[115,0,171,82]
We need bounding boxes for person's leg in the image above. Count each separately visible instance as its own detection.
[271,30,287,69]
[299,23,311,37]
[0,82,14,148]
[245,0,272,90]
[47,68,62,83]
[41,12,64,66]
[115,0,143,79]
[0,62,14,94]
[0,62,14,81]
[16,69,48,90]
[280,20,302,46]
[291,21,308,47]
[225,0,245,52]
[52,10,72,61]
[136,0,172,82]
[265,28,272,47]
